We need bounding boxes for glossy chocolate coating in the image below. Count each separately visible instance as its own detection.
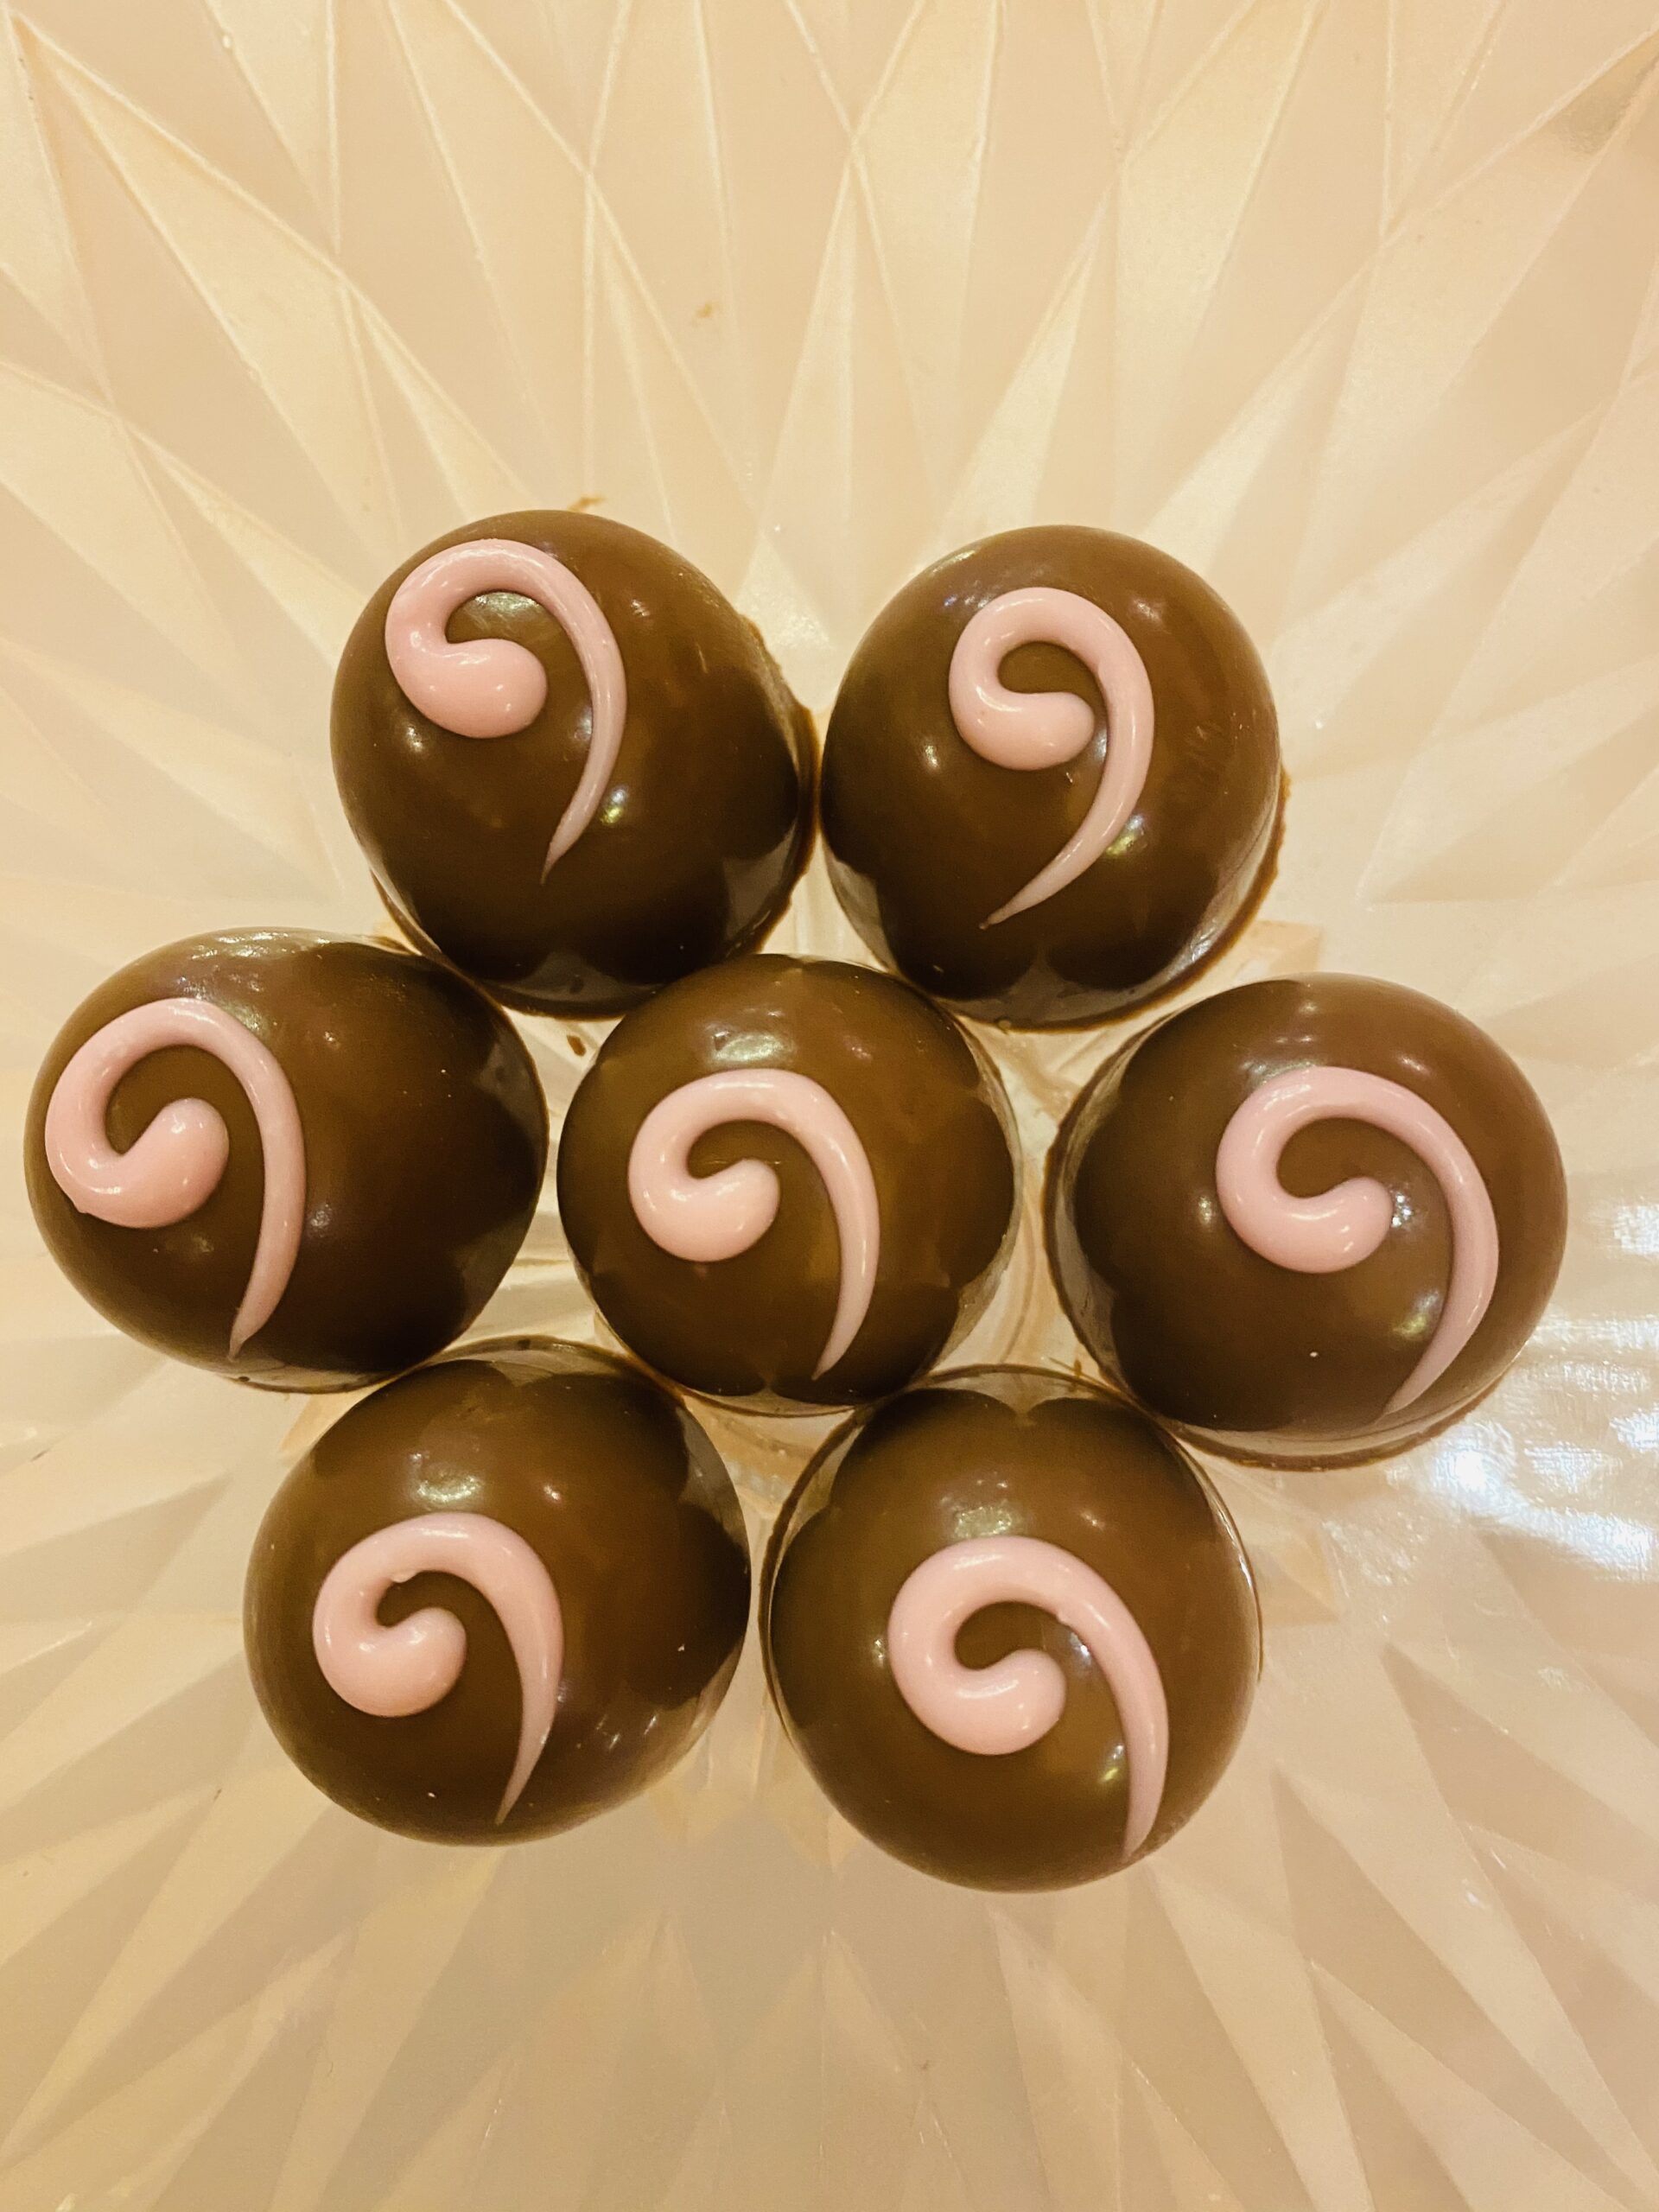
[1047,976,1568,1465]
[557,956,1019,1411]
[822,526,1281,1027]
[332,510,815,1017]
[246,1342,750,1842]
[763,1365,1259,1890]
[24,931,548,1390]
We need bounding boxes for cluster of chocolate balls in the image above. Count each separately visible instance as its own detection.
[26,514,1564,1887]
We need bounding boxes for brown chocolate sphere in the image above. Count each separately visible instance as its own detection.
[1047,976,1568,1465]
[245,1342,750,1843]
[763,1366,1260,1890]
[822,526,1281,1027]
[556,956,1019,1411]
[25,931,548,1390]
[332,510,815,1017]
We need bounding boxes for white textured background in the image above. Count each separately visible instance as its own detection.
[1,2,1658,2206]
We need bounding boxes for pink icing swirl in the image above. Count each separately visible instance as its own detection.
[312,1511,563,1825]
[627,1069,880,1380]
[948,585,1155,925]
[887,1535,1169,1859]
[384,537,627,874]
[1215,1065,1501,1414]
[43,997,305,1357]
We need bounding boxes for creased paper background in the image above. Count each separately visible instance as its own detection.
[1,2,1657,2206]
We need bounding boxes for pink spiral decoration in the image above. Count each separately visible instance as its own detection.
[1215,1065,1501,1414]
[312,1511,563,1825]
[626,1069,880,1380]
[384,537,627,875]
[948,585,1154,925]
[43,996,305,1357]
[887,1535,1169,1859]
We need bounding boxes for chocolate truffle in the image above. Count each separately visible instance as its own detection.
[1047,976,1568,1465]
[763,1365,1259,1889]
[822,525,1281,1027]
[245,1341,750,1843]
[556,956,1019,1411]
[332,510,815,1016]
[25,931,548,1390]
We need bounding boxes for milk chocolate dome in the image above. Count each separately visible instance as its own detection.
[556,956,1019,1411]
[245,1341,750,1843]
[1047,976,1567,1465]
[763,1366,1260,1889]
[333,510,815,1017]
[25,931,547,1390]
[822,526,1281,1027]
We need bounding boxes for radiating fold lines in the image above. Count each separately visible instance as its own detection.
[938,205,1109,540]
[13,23,512,556]
[138,438,365,664]
[686,0,747,428]
[433,0,771,505]
[1325,78,1659,648]
[1279,1708,1659,2209]
[1408,22,1659,216]
[0,1770,333,2160]
[195,3,318,192]
[17,24,371,450]
[374,0,569,471]
[1130,0,1278,147]
[767,0,963,504]
[0,5,1655,2207]
[0,364,245,691]
[1146,2,1332,438]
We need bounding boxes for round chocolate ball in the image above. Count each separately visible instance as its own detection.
[763,1365,1260,1890]
[822,525,1281,1027]
[245,1341,750,1843]
[332,510,815,1017]
[25,931,548,1389]
[1047,976,1568,1465]
[556,956,1019,1411]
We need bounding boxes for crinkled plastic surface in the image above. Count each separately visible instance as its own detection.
[0,3,1656,2206]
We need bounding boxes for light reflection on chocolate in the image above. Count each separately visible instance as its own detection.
[1046,976,1567,1465]
[245,1340,750,1842]
[334,511,815,1017]
[25,931,547,1390]
[557,957,1020,1411]
[762,1365,1259,1889]
[823,526,1281,1027]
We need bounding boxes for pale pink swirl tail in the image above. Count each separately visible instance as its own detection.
[948,585,1154,925]
[1215,1066,1500,1414]
[384,537,627,874]
[43,997,305,1357]
[312,1511,563,1824]
[887,1535,1169,1859]
[627,1069,880,1380]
